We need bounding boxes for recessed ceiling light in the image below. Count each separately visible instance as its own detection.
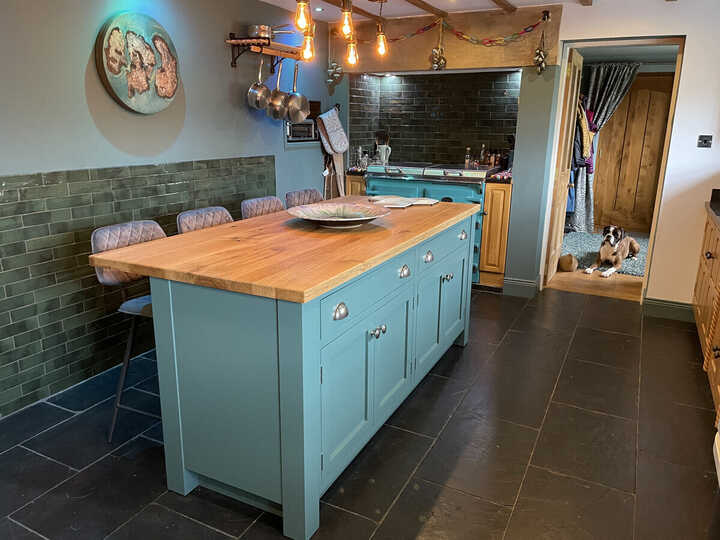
[314,7,324,11]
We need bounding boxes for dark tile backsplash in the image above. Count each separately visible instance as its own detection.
[349,71,520,165]
[0,156,275,417]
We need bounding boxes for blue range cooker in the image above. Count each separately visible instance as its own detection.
[365,163,499,284]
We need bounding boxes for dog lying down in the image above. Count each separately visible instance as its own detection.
[585,225,640,278]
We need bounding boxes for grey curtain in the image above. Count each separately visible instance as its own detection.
[567,62,640,232]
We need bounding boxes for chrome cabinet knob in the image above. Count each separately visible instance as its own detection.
[442,273,454,282]
[423,250,434,263]
[399,264,411,278]
[459,230,467,241]
[333,302,349,321]
[380,324,387,334]
[369,327,381,339]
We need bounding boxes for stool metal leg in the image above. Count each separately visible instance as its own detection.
[108,316,136,443]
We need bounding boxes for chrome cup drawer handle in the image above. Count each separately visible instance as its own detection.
[369,327,381,339]
[332,302,349,321]
[380,324,387,334]
[442,273,454,282]
[423,250,434,263]
[459,230,467,241]
[399,264,411,278]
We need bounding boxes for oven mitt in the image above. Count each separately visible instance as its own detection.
[318,108,349,154]
[316,116,334,155]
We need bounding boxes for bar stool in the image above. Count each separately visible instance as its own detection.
[241,195,285,219]
[177,206,233,233]
[285,188,323,209]
[91,220,166,443]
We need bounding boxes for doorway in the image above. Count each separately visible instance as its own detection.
[543,38,684,302]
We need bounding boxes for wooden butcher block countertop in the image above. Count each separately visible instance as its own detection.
[89,196,481,303]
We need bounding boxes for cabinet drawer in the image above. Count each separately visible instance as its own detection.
[416,217,471,274]
[320,252,415,343]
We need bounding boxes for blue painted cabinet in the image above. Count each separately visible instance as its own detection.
[415,271,442,380]
[439,250,467,344]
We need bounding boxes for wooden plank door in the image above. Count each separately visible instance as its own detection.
[545,49,584,285]
[594,73,673,232]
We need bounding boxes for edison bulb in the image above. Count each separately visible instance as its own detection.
[341,11,353,38]
[302,35,315,60]
[347,40,358,65]
[294,1,310,31]
[376,31,387,56]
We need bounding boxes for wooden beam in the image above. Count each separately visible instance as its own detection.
[403,0,448,18]
[578,0,593,5]
[320,0,385,22]
[490,0,517,13]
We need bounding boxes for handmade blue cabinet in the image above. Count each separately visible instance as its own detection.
[439,250,467,344]
[415,270,442,380]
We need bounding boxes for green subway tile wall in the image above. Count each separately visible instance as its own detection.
[0,156,275,416]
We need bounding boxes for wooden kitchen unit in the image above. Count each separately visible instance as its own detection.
[90,197,480,540]
[693,203,720,425]
[478,182,512,288]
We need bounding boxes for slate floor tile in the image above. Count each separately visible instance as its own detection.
[505,466,634,540]
[554,359,638,419]
[322,426,431,521]
[134,374,159,395]
[459,353,558,428]
[23,398,158,469]
[643,315,697,334]
[373,478,510,540]
[579,296,642,336]
[0,402,73,453]
[468,316,512,345]
[635,452,718,540]
[243,504,376,540]
[639,397,716,471]
[0,518,43,539]
[532,403,636,492]
[416,412,537,506]
[567,326,641,371]
[386,375,468,437]
[143,422,164,443]
[122,388,161,417]
[430,341,497,382]
[11,438,166,540]
[0,446,73,516]
[107,504,230,540]
[514,290,586,333]
[642,323,704,364]
[492,328,571,374]
[47,357,157,412]
[470,292,527,322]
[157,486,261,537]
[528,288,588,311]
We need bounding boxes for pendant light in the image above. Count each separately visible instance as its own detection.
[340,0,354,39]
[302,23,315,60]
[294,0,311,31]
[346,38,358,65]
[375,2,387,57]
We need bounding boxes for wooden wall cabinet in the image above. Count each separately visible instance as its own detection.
[693,206,720,424]
[479,182,513,283]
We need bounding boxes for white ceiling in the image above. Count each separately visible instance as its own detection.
[261,0,586,22]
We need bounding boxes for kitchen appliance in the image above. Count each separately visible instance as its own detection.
[285,63,310,123]
[365,162,500,283]
[286,119,318,142]
[247,57,270,110]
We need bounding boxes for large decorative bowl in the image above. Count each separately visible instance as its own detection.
[287,202,390,229]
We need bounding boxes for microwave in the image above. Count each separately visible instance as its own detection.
[286,120,319,143]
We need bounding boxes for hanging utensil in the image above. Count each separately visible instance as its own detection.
[266,60,289,120]
[247,56,271,110]
[285,62,310,123]
[247,24,294,39]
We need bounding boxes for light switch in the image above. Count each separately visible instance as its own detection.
[698,135,713,148]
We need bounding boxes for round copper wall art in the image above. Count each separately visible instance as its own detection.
[95,12,179,114]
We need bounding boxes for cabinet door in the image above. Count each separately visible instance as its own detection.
[372,292,412,425]
[440,252,467,344]
[415,271,442,381]
[422,183,484,204]
[479,183,512,274]
[320,321,374,485]
[366,179,420,198]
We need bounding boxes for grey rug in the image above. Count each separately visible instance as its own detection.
[561,231,649,276]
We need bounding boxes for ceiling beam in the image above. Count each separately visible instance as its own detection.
[403,0,449,18]
[578,0,594,5]
[490,0,517,12]
[320,0,386,22]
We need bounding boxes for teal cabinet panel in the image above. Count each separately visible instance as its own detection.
[372,290,412,426]
[415,271,442,381]
[415,217,470,276]
[440,251,467,345]
[422,183,483,204]
[366,178,421,197]
[320,314,374,488]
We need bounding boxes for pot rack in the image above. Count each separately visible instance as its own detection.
[226,33,304,71]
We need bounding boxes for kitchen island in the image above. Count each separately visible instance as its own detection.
[89,196,481,540]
